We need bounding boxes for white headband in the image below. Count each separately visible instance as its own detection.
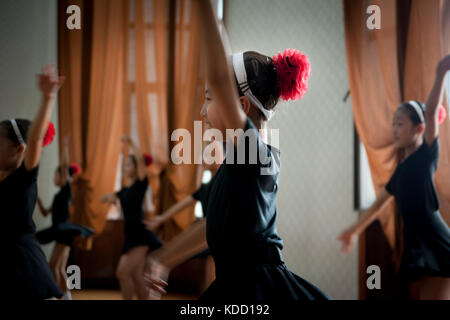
[10,119,25,145]
[407,100,425,123]
[232,52,274,121]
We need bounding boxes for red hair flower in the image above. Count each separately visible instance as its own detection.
[43,122,56,147]
[272,48,311,101]
[143,153,153,167]
[69,162,82,177]
[438,104,447,125]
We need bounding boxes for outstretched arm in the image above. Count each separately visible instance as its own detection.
[37,197,51,217]
[193,0,247,132]
[25,65,65,171]
[424,55,450,146]
[338,189,394,253]
[144,219,208,297]
[143,195,196,230]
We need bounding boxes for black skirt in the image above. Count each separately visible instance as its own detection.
[122,222,162,254]
[398,210,450,281]
[36,221,95,246]
[200,246,330,300]
[12,234,63,299]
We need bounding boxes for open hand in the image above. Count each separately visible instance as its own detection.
[121,135,131,144]
[38,65,65,97]
[337,227,358,254]
[438,54,450,75]
[144,257,169,300]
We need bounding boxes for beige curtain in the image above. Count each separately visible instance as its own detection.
[403,0,450,224]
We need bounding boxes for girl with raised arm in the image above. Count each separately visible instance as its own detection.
[338,55,450,299]
[100,136,162,300]
[1,65,65,299]
[144,0,329,300]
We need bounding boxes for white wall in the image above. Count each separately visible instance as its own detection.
[0,0,59,258]
[225,0,358,299]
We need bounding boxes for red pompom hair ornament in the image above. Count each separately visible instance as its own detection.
[438,104,447,125]
[272,48,311,101]
[143,153,153,167]
[43,122,56,147]
[69,163,82,177]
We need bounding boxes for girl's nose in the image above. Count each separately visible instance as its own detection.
[200,102,208,117]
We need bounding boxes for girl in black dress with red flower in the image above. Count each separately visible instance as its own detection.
[101,135,162,300]
[1,65,65,299]
[35,135,94,299]
[144,0,329,300]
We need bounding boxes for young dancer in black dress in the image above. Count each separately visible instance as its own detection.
[100,136,162,300]
[1,65,65,299]
[339,55,450,299]
[35,136,94,299]
[144,0,329,300]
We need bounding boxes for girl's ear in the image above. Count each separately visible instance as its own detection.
[18,144,26,156]
[416,123,425,135]
[239,96,251,115]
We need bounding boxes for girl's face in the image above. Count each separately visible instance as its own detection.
[392,109,424,149]
[125,156,137,179]
[0,127,24,171]
[200,90,225,138]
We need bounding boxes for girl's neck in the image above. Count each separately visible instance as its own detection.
[126,176,137,186]
[403,137,422,161]
[0,161,21,183]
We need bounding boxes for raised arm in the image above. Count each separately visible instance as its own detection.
[24,65,65,171]
[194,0,247,132]
[338,188,394,253]
[123,135,147,181]
[143,195,196,230]
[424,55,450,146]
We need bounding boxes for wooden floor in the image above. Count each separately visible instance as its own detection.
[71,289,198,300]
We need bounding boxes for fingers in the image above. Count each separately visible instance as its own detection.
[144,275,168,295]
[144,274,168,288]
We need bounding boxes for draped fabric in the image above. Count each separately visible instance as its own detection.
[344,0,450,298]
[59,0,126,249]
[58,0,206,247]
[403,0,450,225]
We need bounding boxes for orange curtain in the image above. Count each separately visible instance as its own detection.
[127,0,204,242]
[59,0,205,246]
[157,0,205,241]
[58,0,126,248]
[344,0,401,249]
